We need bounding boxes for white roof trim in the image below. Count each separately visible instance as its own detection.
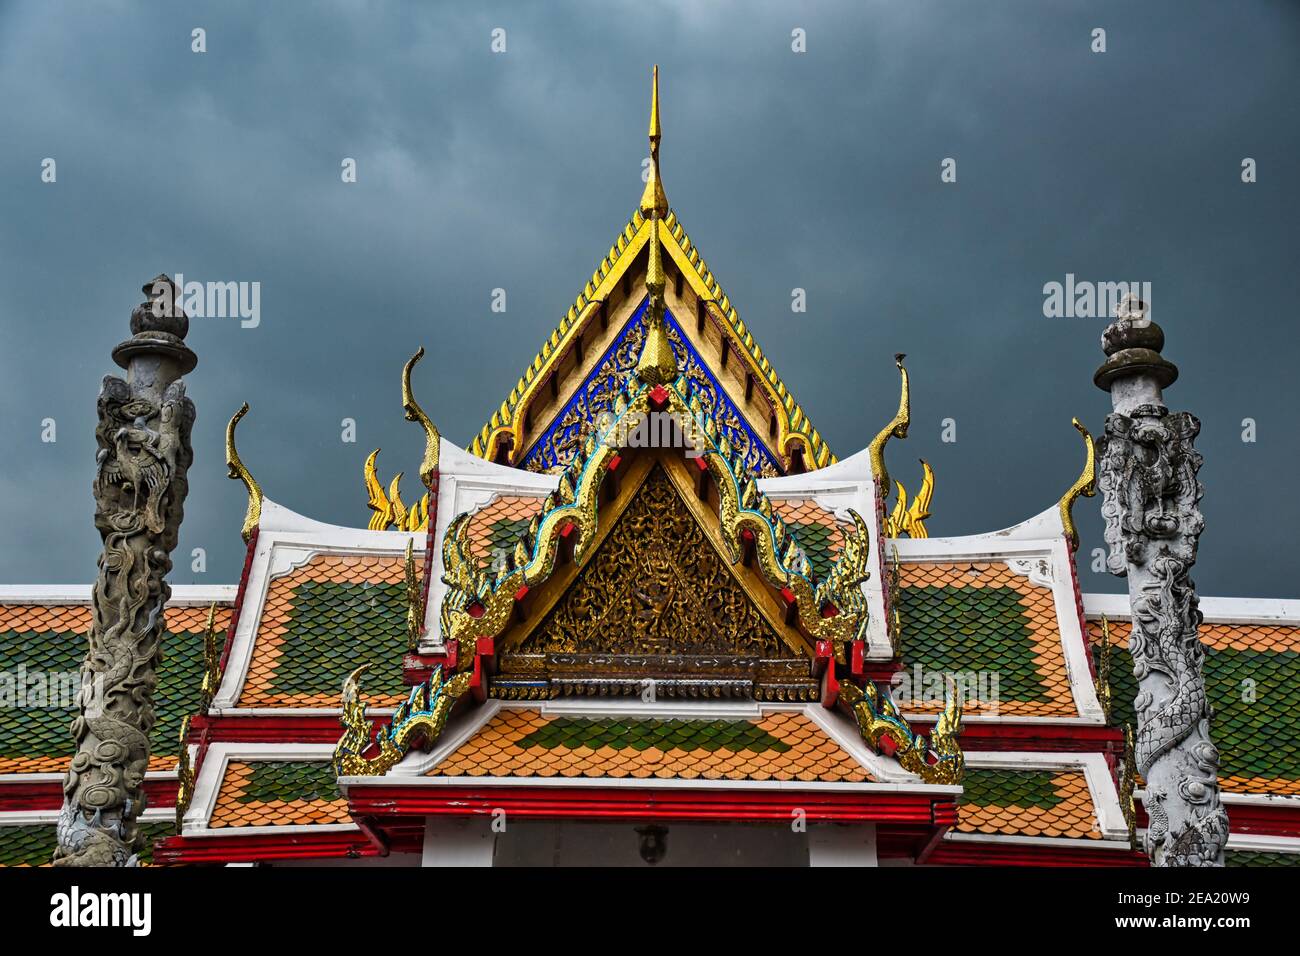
[1084,592,1300,626]
[0,806,172,828]
[963,750,1128,839]
[1225,833,1300,854]
[0,584,237,606]
[211,508,425,710]
[181,742,341,835]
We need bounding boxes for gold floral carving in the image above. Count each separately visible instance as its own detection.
[519,467,788,659]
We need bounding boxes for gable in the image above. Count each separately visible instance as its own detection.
[470,210,834,475]
[493,459,817,701]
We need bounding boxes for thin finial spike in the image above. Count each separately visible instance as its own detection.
[648,64,661,147]
[639,65,668,218]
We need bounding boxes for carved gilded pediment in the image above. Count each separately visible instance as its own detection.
[496,464,817,701]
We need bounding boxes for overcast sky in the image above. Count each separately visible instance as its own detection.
[1,1,1296,599]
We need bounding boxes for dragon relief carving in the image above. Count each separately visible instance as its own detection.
[55,364,195,866]
[1097,404,1228,866]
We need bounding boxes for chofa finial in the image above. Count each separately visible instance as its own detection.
[225,403,263,543]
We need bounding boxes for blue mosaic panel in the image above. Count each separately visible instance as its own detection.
[521,297,782,477]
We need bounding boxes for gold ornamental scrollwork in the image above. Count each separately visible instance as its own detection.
[839,678,964,786]
[886,459,934,539]
[333,664,473,777]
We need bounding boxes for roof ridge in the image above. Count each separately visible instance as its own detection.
[470,205,835,472]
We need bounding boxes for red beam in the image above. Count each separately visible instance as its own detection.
[0,777,178,813]
[153,829,379,865]
[924,840,1148,868]
[190,714,347,744]
[906,720,1124,753]
[348,784,951,825]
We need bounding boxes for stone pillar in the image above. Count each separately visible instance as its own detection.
[1093,295,1228,867]
[54,276,197,866]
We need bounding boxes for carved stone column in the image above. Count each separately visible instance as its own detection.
[54,277,197,866]
[1094,295,1228,867]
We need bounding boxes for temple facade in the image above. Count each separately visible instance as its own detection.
[2,71,1297,868]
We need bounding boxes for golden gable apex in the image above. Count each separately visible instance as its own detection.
[470,69,835,474]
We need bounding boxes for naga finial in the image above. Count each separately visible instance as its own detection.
[868,353,910,492]
[639,65,668,219]
[402,347,440,488]
[1058,417,1097,551]
[225,403,263,543]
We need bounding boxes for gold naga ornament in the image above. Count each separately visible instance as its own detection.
[839,677,964,786]
[869,354,935,539]
[225,403,263,542]
[333,664,473,777]
[438,375,876,673]
[363,347,442,532]
[1095,613,1114,724]
[1058,417,1097,551]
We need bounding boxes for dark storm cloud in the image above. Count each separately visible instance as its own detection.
[1,1,1296,597]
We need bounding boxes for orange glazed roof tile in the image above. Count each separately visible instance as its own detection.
[463,494,544,569]
[207,759,350,829]
[237,552,409,708]
[897,561,1076,718]
[429,708,873,783]
[956,767,1103,840]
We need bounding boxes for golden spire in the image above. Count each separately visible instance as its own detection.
[639,65,668,219]
[635,69,675,387]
